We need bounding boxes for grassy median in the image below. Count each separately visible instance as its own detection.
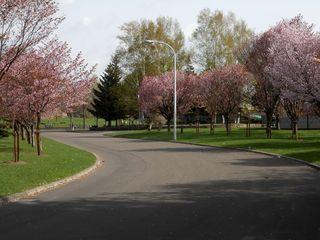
[107,128,320,165]
[0,136,96,196]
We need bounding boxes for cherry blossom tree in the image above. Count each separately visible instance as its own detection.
[188,73,205,133]
[59,52,97,130]
[200,71,220,134]
[210,65,249,135]
[0,59,35,161]
[0,0,63,81]
[244,30,281,138]
[267,16,320,139]
[0,40,95,159]
[139,71,193,131]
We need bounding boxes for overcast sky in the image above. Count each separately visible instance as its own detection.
[56,0,320,74]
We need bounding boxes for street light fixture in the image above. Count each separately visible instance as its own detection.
[144,40,177,141]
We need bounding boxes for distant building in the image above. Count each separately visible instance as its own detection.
[280,116,320,130]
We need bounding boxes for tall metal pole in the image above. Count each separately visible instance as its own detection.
[173,52,177,141]
[144,40,177,141]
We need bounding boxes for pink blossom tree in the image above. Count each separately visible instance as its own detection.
[267,16,320,139]
[139,71,193,132]
[244,30,281,139]
[188,73,205,133]
[0,59,36,161]
[0,0,63,81]
[210,65,249,135]
[0,40,95,159]
[58,52,96,130]
[200,71,220,134]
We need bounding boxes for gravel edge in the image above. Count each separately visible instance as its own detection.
[0,153,103,207]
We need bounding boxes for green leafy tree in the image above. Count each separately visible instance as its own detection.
[191,9,254,71]
[89,53,125,126]
[117,17,191,122]
[120,72,140,120]
[118,16,190,78]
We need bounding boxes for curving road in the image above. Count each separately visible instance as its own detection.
[0,131,320,240]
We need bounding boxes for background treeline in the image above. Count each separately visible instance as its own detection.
[89,9,253,128]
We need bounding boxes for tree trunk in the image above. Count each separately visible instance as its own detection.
[13,121,19,162]
[225,115,231,136]
[69,115,72,129]
[196,121,200,134]
[291,121,298,140]
[25,126,31,144]
[31,124,35,148]
[246,113,251,137]
[195,109,200,134]
[266,113,272,139]
[20,125,25,141]
[108,120,111,127]
[16,124,20,162]
[36,113,42,156]
[275,114,281,130]
[82,105,86,130]
[70,114,74,131]
[210,113,215,134]
[13,130,18,162]
[167,120,171,132]
[148,122,153,131]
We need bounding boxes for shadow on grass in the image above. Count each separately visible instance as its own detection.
[0,147,12,153]
[0,174,319,240]
[286,151,320,164]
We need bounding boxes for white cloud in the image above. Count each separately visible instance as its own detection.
[59,0,77,5]
[82,17,93,26]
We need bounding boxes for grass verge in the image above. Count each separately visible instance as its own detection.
[106,128,320,165]
[0,136,96,196]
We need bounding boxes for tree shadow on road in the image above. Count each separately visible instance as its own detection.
[0,173,319,240]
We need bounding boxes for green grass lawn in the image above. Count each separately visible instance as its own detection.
[42,117,140,129]
[41,117,106,128]
[107,128,320,165]
[0,136,96,196]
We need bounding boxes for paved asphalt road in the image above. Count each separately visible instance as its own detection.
[0,131,320,240]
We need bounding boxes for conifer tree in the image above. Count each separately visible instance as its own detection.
[89,53,124,127]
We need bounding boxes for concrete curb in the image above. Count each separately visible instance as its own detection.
[171,141,320,171]
[0,153,103,207]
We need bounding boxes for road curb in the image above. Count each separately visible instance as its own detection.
[0,153,103,207]
[171,141,320,171]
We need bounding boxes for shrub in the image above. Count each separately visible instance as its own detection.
[0,123,9,138]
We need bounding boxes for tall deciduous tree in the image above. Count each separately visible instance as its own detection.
[191,9,253,71]
[117,17,191,120]
[200,71,220,134]
[118,17,189,77]
[266,16,320,140]
[0,0,63,81]
[208,65,249,135]
[189,74,205,134]
[244,30,281,139]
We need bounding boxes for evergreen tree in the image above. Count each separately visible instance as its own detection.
[89,53,125,127]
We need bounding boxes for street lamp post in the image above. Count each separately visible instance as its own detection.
[144,40,177,141]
